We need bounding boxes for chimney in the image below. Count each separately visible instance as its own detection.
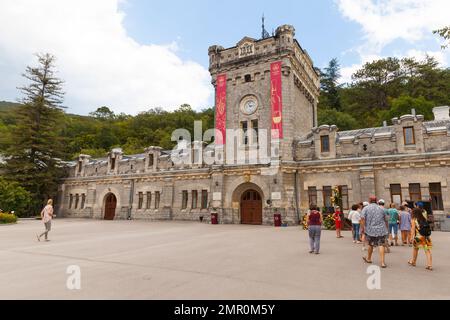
[383,121,387,127]
[411,108,416,116]
[433,106,450,121]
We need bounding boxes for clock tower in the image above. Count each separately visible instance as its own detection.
[208,24,320,163]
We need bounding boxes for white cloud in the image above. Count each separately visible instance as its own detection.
[0,0,212,115]
[336,0,450,52]
[336,0,450,83]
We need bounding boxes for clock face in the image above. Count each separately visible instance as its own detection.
[241,96,258,115]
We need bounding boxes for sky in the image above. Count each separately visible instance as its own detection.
[0,0,448,115]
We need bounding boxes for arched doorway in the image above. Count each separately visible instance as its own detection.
[241,189,262,225]
[104,193,117,220]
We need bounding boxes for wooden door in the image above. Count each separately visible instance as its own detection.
[104,194,117,220]
[241,190,262,225]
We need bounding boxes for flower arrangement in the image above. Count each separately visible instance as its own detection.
[330,186,342,208]
[323,214,336,230]
[301,214,308,230]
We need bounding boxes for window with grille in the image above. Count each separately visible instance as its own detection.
[138,192,143,209]
[155,191,160,209]
[146,192,152,209]
[429,183,444,211]
[403,127,415,145]
[339,185,349,210]
[148,154,154,167]
[409,184,421,202]
[182,191,188,209]
[241,121,248,145]
[323,186,332,208]
[251,120,259,145]
[201,190,208,209]
[192,190,198,209]
[321,136,330,153]
[390,184,402,204]
[308,187,317,207]
[81,194,86,209]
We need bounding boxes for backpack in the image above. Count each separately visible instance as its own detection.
[418,219,432,237]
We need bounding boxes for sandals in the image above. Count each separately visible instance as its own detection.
[381,264,387,269]
[426,266,433,271]
[363,257,373,264]
[408,261,416,267]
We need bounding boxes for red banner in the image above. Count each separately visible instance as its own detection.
[215,74,227,145]
[270,61,283,139]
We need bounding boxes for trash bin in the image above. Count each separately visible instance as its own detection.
[274,213,282,227]
[211,212,218,225]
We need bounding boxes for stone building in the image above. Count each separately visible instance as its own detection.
[58,24,450,231]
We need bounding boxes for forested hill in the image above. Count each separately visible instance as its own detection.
[1,56,449,162]
[318,56,450,131]
[0,101,21,111]
[0,103,215,161]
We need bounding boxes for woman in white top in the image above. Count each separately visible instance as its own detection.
[37,199,54,242]
[348,204,362,243]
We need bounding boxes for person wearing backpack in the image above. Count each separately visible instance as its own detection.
[408,208,433,271]
[307,204,323,254]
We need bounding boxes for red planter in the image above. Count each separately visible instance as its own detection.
[274,213,282,227]
[211,213,218,225]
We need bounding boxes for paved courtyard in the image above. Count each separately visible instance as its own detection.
[0,219,449,300]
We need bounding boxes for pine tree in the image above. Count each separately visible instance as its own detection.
[320,58,342,111]
[2,53,67,215]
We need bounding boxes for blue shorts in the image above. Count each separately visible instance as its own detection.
[389,223,398,235]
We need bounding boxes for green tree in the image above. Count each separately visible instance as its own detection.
[351,57,403,110]
[89,106,116,120]
[318,108,358,131]
[319,58,342,111]
[434,26,450,49]
[379,95,435,124]
[0,178,32,216]
[1,53,67,215]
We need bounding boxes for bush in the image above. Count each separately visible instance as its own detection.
[0,212,17,224]
[0,178,32,217]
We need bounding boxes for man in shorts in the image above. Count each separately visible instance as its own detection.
[361,196,389,268]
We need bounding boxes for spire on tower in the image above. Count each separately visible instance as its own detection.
[261,14,270,39]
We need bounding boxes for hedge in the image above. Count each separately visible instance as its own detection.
[0,213,18,224]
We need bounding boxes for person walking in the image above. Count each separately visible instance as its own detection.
[348,204,362,243]
[307,205,323,254]
[37,199,54,242]
[360,202,369,251]
[408,208,433,271]
[416,202,428,220]
[378,199,391,253]
[333,206,343,238]
[387,203,399,246]
[399,205,412,246]
[361,196,389,268]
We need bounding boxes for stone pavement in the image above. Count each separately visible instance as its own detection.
[0,219,449,300]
